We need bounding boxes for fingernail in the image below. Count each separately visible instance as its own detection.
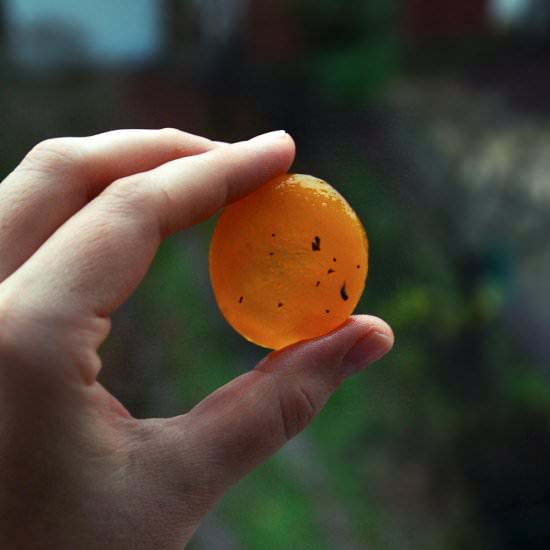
[249,130,287,143]
[342,331,394,378]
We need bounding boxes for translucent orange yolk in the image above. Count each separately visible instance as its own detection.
[209,173,368,350]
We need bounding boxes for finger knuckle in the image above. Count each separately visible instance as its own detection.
[105,175,149,207]
[158,127,183,141]
[22,137,83,176]
[101,176,161,231]
[278,383,319,441]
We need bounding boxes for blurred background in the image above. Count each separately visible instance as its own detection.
[1,0,550,548]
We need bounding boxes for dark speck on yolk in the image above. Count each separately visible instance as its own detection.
[340,283,349,301]
[311,236,321,251]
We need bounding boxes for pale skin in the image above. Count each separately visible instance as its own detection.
[0,129,394,549]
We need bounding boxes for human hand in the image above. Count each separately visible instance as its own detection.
[0,129,393,549]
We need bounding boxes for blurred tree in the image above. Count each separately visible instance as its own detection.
[297,0,401,104]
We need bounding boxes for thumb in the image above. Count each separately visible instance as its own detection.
[184,315,393,494]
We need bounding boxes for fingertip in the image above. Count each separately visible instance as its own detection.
[342,329,393,378]
[334,316,394,377]
[202,131,295,209]
[258,314,393,381]
[245,130,295,169]
[348,314,394,347]
[248,130,288,142]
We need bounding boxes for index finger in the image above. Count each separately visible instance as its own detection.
[4,131,295,329]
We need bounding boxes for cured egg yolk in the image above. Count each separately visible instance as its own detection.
[209,173,368,350]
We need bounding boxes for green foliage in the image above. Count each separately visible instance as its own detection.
[297,0,401,105]
[221,458,331,550]
[309,39,401,104]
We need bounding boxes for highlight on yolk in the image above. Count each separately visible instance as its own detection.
[209,173,368,350]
